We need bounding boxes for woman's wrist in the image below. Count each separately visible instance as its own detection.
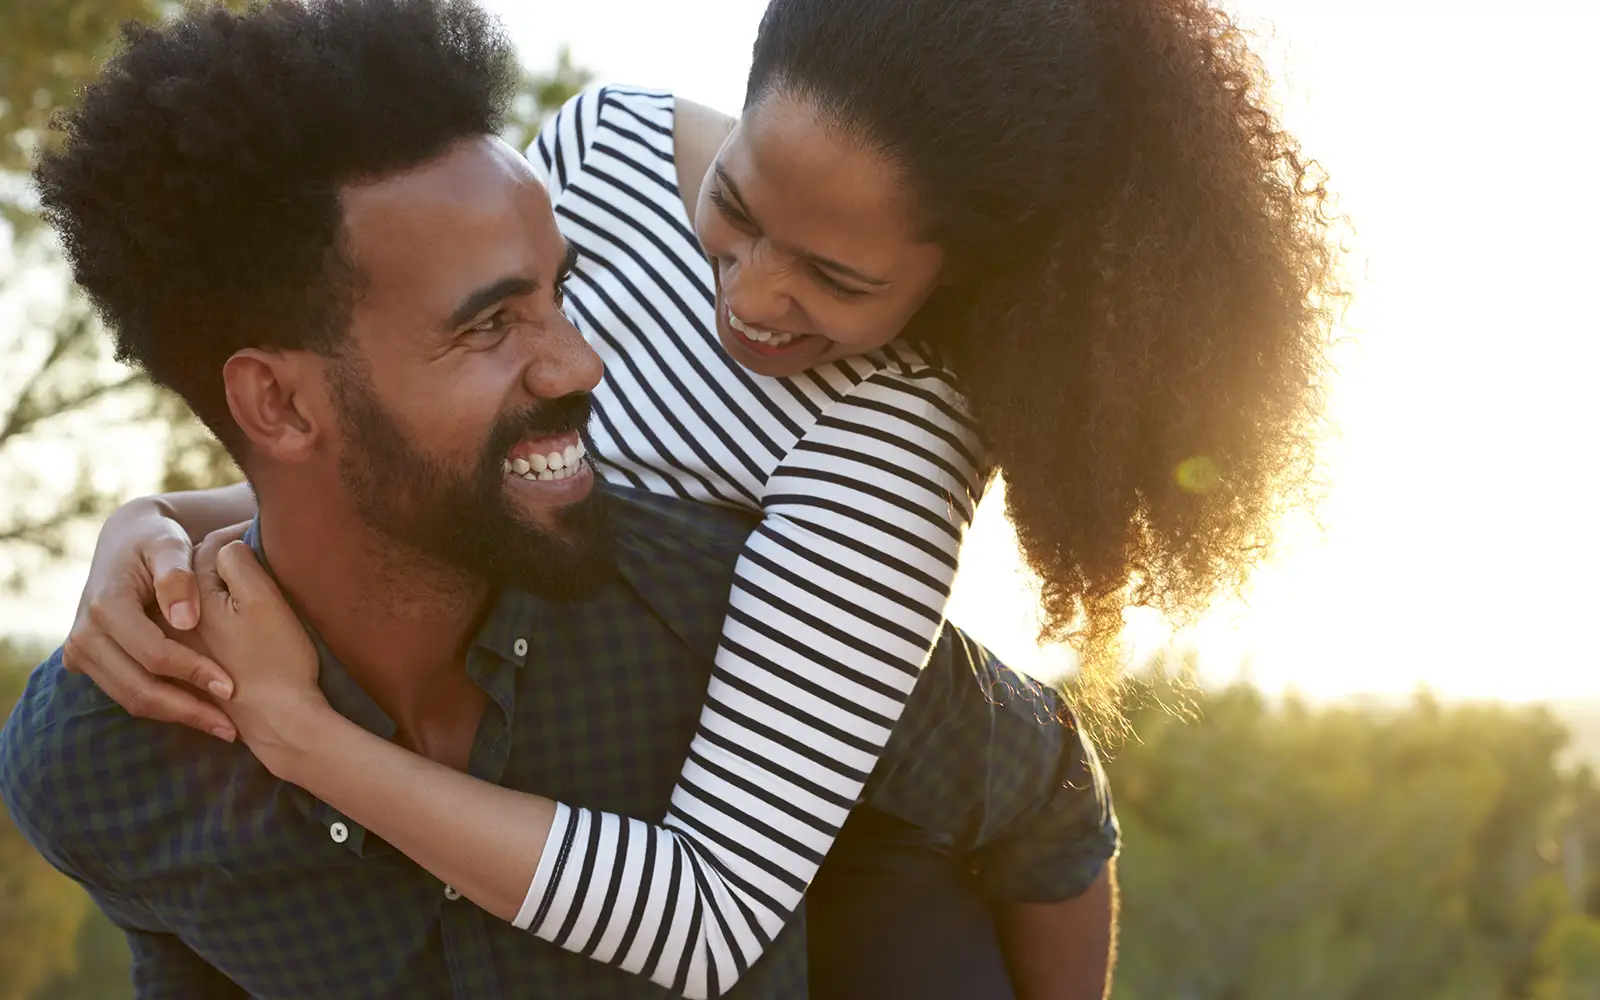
[239,695,346,782]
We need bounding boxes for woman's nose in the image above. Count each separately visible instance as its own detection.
[722,245,791,329]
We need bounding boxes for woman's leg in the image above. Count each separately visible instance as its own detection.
[808,807,1016,1000]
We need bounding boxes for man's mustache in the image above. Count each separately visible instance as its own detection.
[487,393,593,456]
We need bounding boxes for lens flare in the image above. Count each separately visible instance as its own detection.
[1175,455,1223,493]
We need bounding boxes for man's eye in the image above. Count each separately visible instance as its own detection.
[470,311,511,335]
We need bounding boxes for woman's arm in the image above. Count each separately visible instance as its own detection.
[61,484,259,738]
[518,367,982,995]
[150,481,258,545]
[200,367,981,999]
[672,95,735,227]
[194,537,556,919]
[276,715,554,921]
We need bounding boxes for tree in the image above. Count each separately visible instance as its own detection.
[0,300,143,567]
[0,0,166,233]
[501,45,592,155]
[1,0,172,583]
[1105,680,1600,1000]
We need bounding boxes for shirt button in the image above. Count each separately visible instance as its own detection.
[329,821,349,844]
[513,638,529,657]
[444,885,462,901]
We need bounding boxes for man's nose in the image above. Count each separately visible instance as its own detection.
[524,310,603,400]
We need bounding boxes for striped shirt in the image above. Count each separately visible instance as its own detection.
[516,85,983,998]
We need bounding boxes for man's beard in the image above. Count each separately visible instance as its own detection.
[329,363,613,600]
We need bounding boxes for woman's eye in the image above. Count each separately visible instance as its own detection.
[813,268,868,300]
[709,188,752,228]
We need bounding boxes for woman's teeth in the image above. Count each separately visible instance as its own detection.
[504,441,586,482]
[727,310,800,348]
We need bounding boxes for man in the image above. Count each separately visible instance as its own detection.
[0,1,1118,998]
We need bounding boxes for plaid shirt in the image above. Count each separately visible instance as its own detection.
[0,486,1118,1000]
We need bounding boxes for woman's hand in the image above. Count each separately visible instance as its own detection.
[193,530,333,775]
[63,498,239,741]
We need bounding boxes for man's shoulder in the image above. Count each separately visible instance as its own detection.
[3,647,114,794]
[0,648,232,871]
[604,483,756,559]
[601,485,758,660]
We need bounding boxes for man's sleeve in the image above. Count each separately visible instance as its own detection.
[862,628,1120,902]
[2,651,246,998]
[92,893,248,999]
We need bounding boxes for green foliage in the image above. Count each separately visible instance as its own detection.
[29,907,133,1000]
[1106,681,1600,1000]
[0,0,167,234]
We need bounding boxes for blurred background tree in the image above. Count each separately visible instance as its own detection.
[1,0,164,225]
[0,0,168,578]
[1104,677,1600,1000]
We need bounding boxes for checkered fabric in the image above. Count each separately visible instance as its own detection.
[0,485,1117,999]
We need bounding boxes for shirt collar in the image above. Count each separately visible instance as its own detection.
[239,487,756,852]
[241,517,533,855]
[604,486,755,663]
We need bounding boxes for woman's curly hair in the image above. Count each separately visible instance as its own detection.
[751,0,1341,735]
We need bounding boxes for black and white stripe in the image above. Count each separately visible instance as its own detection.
[512,85,982,998]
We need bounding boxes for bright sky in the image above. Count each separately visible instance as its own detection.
[2,0,1595,703]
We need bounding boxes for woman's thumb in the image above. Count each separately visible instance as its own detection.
[148,537,201,631]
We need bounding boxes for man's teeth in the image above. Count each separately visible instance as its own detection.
[727,310,800,348]
[504,442,586,482]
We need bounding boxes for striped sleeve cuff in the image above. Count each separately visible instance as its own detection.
[514,801,580,931]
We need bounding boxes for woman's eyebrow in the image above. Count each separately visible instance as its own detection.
[716,166,891,287]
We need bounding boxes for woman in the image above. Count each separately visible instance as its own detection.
[64,0,1337,995]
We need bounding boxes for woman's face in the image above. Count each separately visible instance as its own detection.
[694,92,946,378]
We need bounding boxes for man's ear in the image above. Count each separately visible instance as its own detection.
[222,349,329,463]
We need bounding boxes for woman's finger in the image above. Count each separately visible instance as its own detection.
[213,540,273,606]
[194,524,245,610]
[202,521,250,553]
[83,586,233,699]
[63,631,236,741]
[147,534,201,631]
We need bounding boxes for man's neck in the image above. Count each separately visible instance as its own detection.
[253,488,490,735]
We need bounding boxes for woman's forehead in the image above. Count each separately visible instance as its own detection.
[728,95,928,259]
